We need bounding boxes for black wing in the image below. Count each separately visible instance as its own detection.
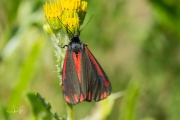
[62,49,82,104]
[80,45,111,102]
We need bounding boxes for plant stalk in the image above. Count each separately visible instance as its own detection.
[66,103,74,120]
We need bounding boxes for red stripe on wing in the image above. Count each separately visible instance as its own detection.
[72,52,82,83]
[85,46,110,87]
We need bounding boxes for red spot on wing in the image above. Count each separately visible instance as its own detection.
[101,92,107,99]
[87,92,92,100]
[74,94,79,102]
[85,46,109,87]
[62,49,68,81]
[65,96,70,103]
[62,85,66,91]
[72,52,81,83]
[80,93,84,101]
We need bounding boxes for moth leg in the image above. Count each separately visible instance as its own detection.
[58,45,68,48]
[84,43,88,46]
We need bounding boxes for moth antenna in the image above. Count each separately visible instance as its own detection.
[79,15,93,34]
[57,17,74,38]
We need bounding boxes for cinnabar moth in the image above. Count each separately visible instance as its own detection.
[61,34,111,104]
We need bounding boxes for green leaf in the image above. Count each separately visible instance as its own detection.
[7,39,43,112]
[27,93,46,116]
[119,81,140,120]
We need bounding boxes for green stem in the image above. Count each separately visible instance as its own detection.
[66,103,74,120]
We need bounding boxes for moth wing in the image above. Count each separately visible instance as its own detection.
[62,49,82,104]
[80,45,111,102]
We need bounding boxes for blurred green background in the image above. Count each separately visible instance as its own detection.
[0,0,180,120]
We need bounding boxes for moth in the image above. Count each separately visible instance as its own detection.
[61,34,111,104]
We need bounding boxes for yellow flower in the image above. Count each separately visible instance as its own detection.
[43,0,63,30]
[43,0,87,36]
[61,12,80,34]
[61,0,87,12]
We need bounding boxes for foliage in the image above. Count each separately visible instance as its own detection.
[0,0,180,120]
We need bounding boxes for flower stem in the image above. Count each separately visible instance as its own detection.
[66,103,74,120]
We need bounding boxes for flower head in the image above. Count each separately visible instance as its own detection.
[43,0,87,36]
[44,0,63,30]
